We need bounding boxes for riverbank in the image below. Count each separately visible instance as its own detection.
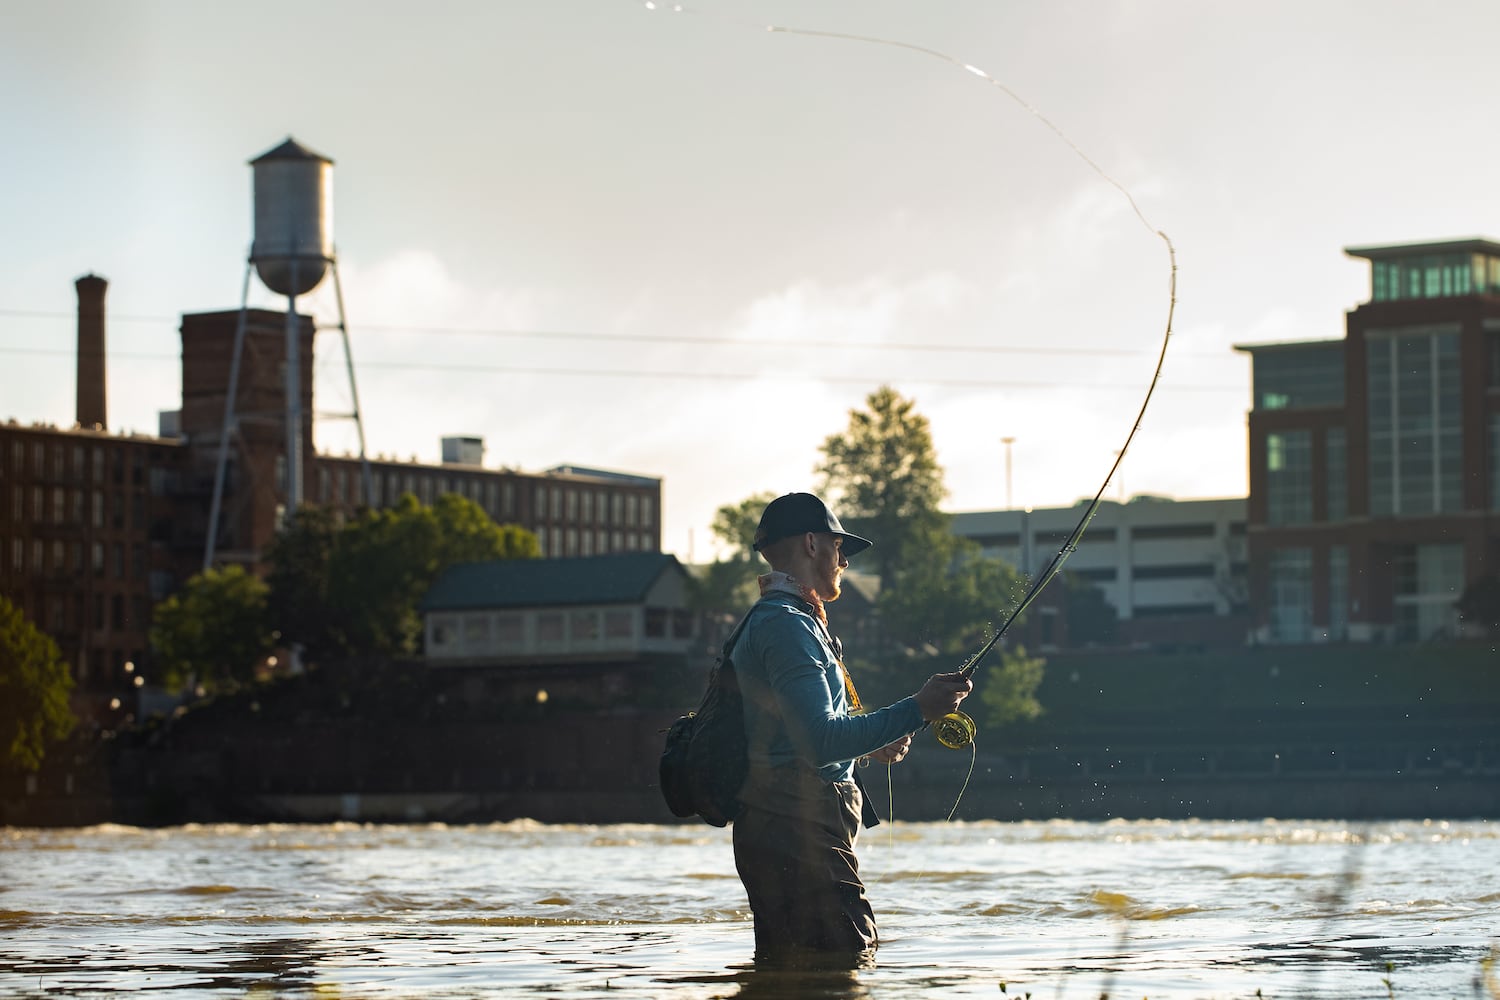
[3,645,1497,826]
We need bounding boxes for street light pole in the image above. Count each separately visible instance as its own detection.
[1001,436,1016,509]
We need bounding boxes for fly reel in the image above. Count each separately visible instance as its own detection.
[932,710,976,750]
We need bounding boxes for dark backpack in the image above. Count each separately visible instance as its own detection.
[659,612,755,827]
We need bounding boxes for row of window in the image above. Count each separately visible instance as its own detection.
[5,537,146,580]
[1266,541,1464,643]
[1,438,151,486]
[6,485,146,531]
[1071,562,1237,583]
[317,463,658,530]
[430,606,695,654]
[1370,253,1500,303]
[1253,344,1344,411]
[974,521,1236,549]
[8,589,148,643]
[535,526,655,558]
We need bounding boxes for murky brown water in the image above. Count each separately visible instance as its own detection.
[2,818,1496,998]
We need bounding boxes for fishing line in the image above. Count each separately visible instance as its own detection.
[642,0,1178,803]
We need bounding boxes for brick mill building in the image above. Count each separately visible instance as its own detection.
[0,277,664,724]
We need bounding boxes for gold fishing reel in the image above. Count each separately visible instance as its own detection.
[932,710,976,750]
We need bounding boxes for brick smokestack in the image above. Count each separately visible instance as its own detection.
[75,273,107,430]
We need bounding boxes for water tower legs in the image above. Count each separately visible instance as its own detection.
[203,264,254,571]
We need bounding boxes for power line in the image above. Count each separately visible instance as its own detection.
[0,307,1237,359]
[0,345,1243,392]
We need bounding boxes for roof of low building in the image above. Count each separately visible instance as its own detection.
[422,552,685,612]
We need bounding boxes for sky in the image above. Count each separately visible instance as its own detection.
[3,1,1497,561]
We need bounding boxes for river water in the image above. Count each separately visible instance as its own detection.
[1,818,1496,999]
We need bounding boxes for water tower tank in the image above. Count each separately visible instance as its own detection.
[249,137,333,296]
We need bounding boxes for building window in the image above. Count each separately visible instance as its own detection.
[92,542,104,575]
[580,531,594,557]
[570,611,599,641]
[604,610,633,639]
[1371,252,1499,302]
[626,494,639,527]
[642,495,656,527]
[1392,542,1463,642]
[1327,546,1348,641]
[430,614,457,649]
[1368,327,1462,516]
[1251,344,1344,410]
[565,528,578,557]
[536,613,564,644]
[1266,430,1312,525]
[11,538,22,572]
[32,539,43,574]
[1491,414,1500,511]
[1267,547,1312,643]
[581,491,593,524]
[462,614,489,648]
[1324,427,1347,522]
[644,608,668,638]
[495,614,525,647]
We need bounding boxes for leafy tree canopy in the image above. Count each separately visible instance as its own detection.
[817,385,947,586]
[150,564,275,695]
[269,493,540,661]
[689,491,776,616]
[978,643,1046,728]
[815,385,1045,704]
[0,595,76,772]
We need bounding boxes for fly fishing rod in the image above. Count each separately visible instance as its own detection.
[931,241,1178,752]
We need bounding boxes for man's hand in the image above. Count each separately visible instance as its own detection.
[866,734,912,765]
[914,671,973,723]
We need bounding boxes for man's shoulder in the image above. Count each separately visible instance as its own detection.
[747,593,818,625]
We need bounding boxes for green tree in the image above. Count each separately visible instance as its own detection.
[817,385,947,586]
[150,564,275,695]
[816,385,1044,712]
[265,506,341,662]
[878,530,1028,654]
[689,491,776,615]
[1062,571,1117,646]
[0,595,75,772]
[269,493,540,660]
[978,643,1046,727]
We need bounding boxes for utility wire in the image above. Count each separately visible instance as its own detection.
[0,345,1239,392]
[0,307,1235,359]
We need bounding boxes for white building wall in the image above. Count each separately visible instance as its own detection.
[951,497,1247,620]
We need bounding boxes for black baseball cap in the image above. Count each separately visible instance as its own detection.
[752,492,872,557]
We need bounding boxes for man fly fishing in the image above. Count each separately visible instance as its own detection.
[731,492,972,968]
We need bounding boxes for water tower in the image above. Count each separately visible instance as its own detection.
[204,137,373,569]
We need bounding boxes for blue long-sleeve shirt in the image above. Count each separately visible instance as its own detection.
[733,594,924,784]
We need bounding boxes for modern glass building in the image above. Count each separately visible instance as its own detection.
[1235,237,1500,644]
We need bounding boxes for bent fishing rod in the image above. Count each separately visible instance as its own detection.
[929,236,1178,752]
